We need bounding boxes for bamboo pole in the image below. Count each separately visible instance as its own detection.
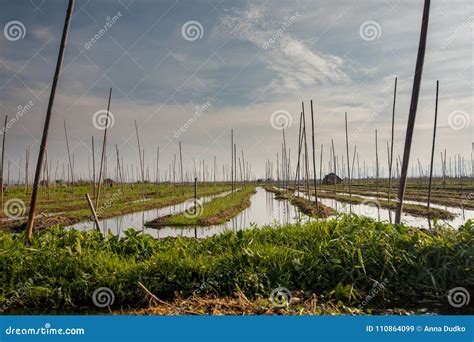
[25,0,75,240]
[344,112,352,212]
[85,193,101,232]
[0,115,7,209]
[231,129,234,192]
[294,112,303,192]
[395,0,431,224]
[96,88,112,208]
[179,141,184,189]
[134,120,145,200]
[387,77,397,222]
[64,120,74,197]
[427,80,439,213]
[331,139,337,210]
[310,100,318,204]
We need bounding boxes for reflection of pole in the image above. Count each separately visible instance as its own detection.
[396,0,431,224]
[26,0,76,241]
[427,81,439,214]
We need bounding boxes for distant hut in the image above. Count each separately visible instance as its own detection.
[104,178,115,187]
[322,172,342,185]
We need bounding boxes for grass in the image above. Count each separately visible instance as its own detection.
[1,215,472,313]
[146,186,256,227]
[303,189,455,220]
[264,187,334,218]
[0,183,232,231]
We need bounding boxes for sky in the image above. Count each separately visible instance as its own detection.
[0,0,472,182]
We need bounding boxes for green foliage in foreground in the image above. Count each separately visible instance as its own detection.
[0,216,473,310]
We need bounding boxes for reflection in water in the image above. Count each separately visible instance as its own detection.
[67,189,235,236]
[67,188,310,239]
[296,190,470,229]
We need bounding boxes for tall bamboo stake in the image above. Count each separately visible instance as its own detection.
[344,112,352,212]
[91,136,96,197]
[96,88,112,208]
[319,144,323,189]
[427,80,439,213]
[331,139,337,210]
[25,0,75,240]
[387,77,397,223]
[294,112,303,191]
[179,141,184,192]
[310,100,318,204]
[231,129,234,192]
[0,115,7,209]
[134,120,145,200]
[64,120,74,197]
[395,0,431,224]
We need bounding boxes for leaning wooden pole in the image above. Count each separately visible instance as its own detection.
[427,80,439,213]
[395,0,431,224]
[387,77,397,223]
[344,112,352,212]
[0,115,8,209]
[95,88,112,208]
[25,0,75,241]
[64,120,74,197]
[310,100,318,204]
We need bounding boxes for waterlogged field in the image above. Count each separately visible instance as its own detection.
[0,179,472,315]
[0,183,232,231]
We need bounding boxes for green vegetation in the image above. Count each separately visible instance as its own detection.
[264,187,334,218]
[304,189,455,220]
[1,215,472,312]
[0,183,232,231]
[146,186,256,227]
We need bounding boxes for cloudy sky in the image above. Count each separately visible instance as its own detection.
[0,0,472,181]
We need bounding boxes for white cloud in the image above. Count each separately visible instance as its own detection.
[218,4,348,95]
